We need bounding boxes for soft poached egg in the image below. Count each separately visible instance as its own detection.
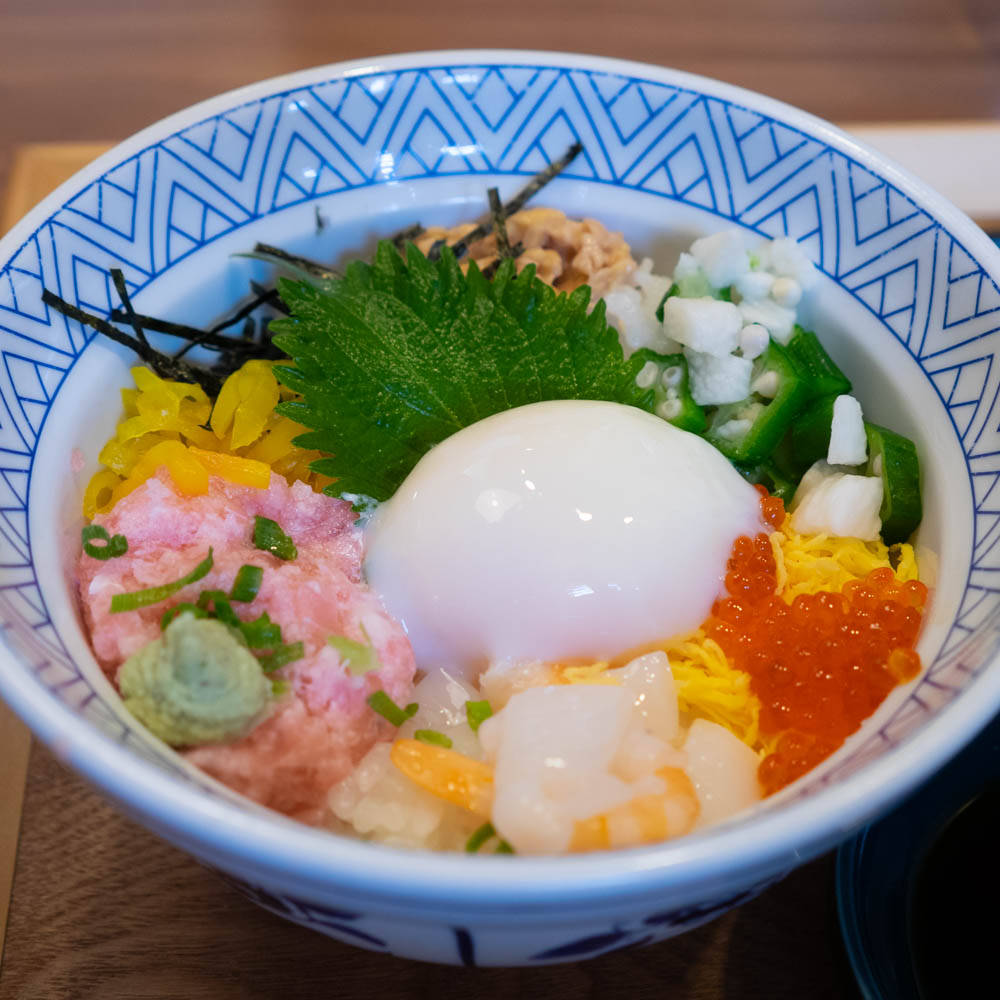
[364,400,762,675]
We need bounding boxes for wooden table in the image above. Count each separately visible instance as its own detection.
[1,3,998,995]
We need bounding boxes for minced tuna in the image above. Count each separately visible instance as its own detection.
[76,470,416,823]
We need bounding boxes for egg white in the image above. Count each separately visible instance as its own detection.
[364,400,762,675]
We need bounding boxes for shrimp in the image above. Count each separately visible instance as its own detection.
[570,766,700,851]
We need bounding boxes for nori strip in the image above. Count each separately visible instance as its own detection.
[391,221,425,249]
[488,187,512,259]
[252,243,336,280]
[438,141,583,261]
[110,269,149,350]
[41,289,222,395]
[481,241,524,281]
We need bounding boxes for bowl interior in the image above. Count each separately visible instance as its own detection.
[2,52,1000,884]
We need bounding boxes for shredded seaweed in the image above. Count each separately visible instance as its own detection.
[434,141,583,261]
[488,187,512,260]
[41,289,223,395]
[481,241,524,281]
[44,144,584,399]
[251,243,336,280]
[110,269,150,350]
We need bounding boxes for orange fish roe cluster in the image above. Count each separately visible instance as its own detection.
[707,495,927,794]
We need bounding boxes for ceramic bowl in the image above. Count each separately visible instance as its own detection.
[2,51,1000,966]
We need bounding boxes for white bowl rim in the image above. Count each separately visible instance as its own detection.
[2,47,1000,910]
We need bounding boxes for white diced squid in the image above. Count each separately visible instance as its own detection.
[682,719,762,827]
[684,348,753,405]
[826,394,868,467]
[479,657,557,710]
[734,270,774,303]
[738,298,798,345]
[790,460,883,540]
[633,257,675,313]
[663,296,743,356]
[689,230,751,289]
[398,669,482,758]
[758,237,818,289]
[484,685,636,854]
[604,651,680,744]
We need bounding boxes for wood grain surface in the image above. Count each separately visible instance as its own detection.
[1,747,860,1000]
[1,0,998,196]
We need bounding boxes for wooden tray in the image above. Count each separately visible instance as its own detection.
[3,128,998,996]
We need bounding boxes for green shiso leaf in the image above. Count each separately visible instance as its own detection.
[271,243,644,502]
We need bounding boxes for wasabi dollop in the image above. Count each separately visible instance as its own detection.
[119,612,271,746]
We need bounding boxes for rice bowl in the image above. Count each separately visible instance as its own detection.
[0,50,999,964]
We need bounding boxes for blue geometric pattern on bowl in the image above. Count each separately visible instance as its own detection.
[217,865,786,964]
[2,61,1000,801]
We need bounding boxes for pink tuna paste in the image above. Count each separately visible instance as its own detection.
[76,471,416,823]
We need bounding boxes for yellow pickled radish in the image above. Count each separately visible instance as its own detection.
[120,387,139,416]
[98,433,173,475]
[210,360,280,448]
[188,447,271,489]
[132,366,209,406]
[390,739,493,818]
[232,362,280,449]
[242,414,302,464]
[209,371,241,440]
[82,468,122,517]
[83,359,324,517]
[123,440,209,499]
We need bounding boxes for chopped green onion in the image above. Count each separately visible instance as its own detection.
[160,603,208,629]
[240,612,283,649]
[465,699,493,732]
[271,679,291,696]
[230,565,263,602]
[366,690,418,727]
[494,840,515,854]
[327,626,380,676]
[81,524,128,560]
[253,516,297,560]
[257,641,305,673]
[414,729,453,749]
[195,589,241,628]
[465,821,497,853]
[110,548,213,613]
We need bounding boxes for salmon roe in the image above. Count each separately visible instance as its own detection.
[707,495,927,794]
